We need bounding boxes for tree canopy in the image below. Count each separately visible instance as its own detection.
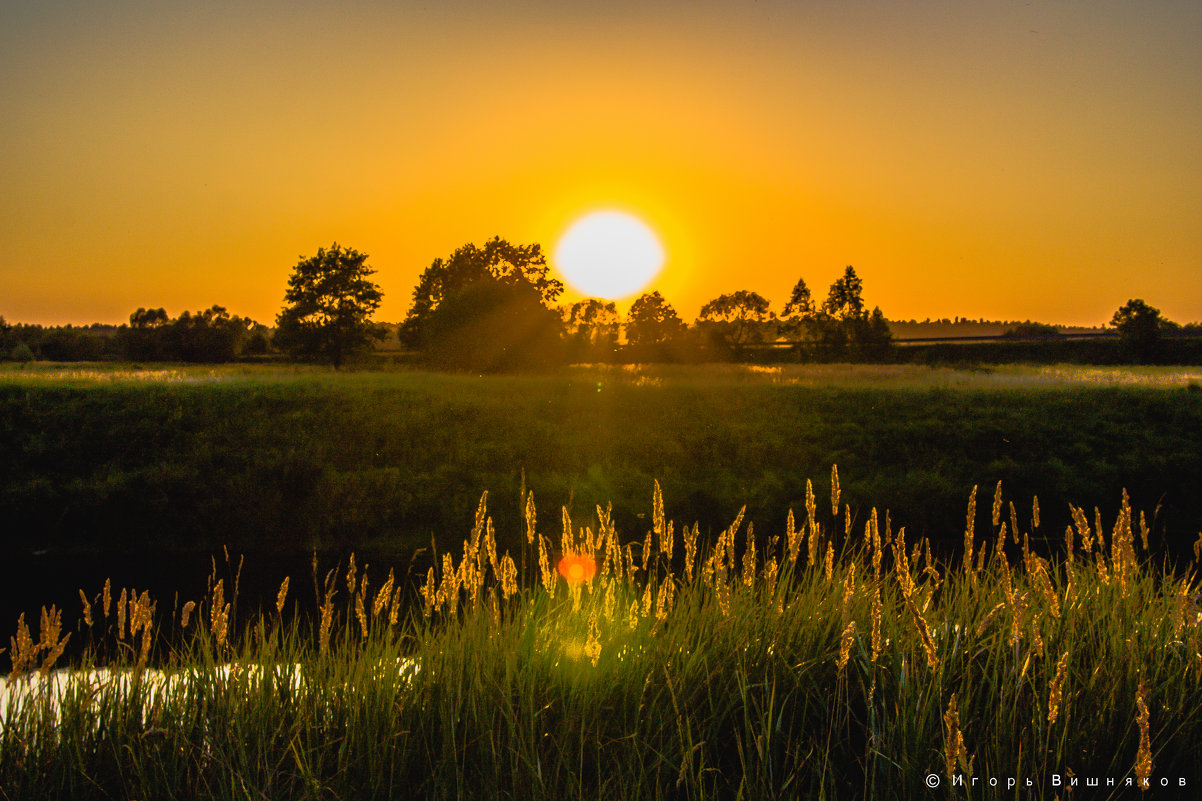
[1111,298,1171,361]
[625,291,687,350]
[119,305,263,362]
[274,243,385,368]
[776,266,891,356]
[565,298,620,361]
[696,290,774,356]
[401,237,562,349]
[821,266,866,321]
[403,237,565,370]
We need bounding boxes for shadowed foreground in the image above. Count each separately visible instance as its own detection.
[2,482,1201,800]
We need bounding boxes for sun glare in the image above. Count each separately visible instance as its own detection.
[554,211,665,300]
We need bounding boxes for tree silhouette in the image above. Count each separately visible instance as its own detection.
[808,266,892,357]
[779,277,818,343]
[401,237,562,349]
[1111,298,1168,362]
[696,290,774,357]
[121,307,170,360]
[625,291,686,350]
[274,243,385,368]
[565,298,620,361]
[404,238,565,370]
[821,266,865,321]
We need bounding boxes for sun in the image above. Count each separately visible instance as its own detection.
[554,211,665,300]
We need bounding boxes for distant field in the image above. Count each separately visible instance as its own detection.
[3,361,1200,557]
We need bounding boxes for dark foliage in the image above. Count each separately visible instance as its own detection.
[695,290,774,358]
[624,291,687,360]
[274,243,385,368]
[402,237,564,370]
[1111,298,1171,363]
[564,298,620,363]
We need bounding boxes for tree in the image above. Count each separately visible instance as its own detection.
[822,266,865,321]
[166,306,245,363]
[779,277,818,343]
[1111,298,1167,362]
[810,266,892,358]
[274,243,385,368]
[120,307,170,361]
[404,238,565,370]
[696,290,774,358]
[565,298,620,361]
[848,306,893,357]
[625,291,686,350]
[401,237,562,349]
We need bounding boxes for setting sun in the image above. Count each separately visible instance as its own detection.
[554,211,665,300]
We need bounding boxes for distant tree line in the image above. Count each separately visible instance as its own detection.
[5,237,1199,369]
[394,238,894,370]
[0,307,269,363]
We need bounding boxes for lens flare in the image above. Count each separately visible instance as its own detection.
[557,554,597,586]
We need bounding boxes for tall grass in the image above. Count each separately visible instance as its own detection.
[2,477,1200,799]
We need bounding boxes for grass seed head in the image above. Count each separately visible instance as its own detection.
[390,587,402,626]
[837,619,856,671]
[276,577,290,616]
[9,613,36,676]
[345,553,357,598]
[538,536,555,598]
[786,507,800,565]
[210,580,229,648]
[117,587,128,639]
[524,491,537,545]
[354,587,368,637]
[684,523,699,583]
[499,554,518,600]
[37,605,69,676]
[830,464,840,517]
[943,693,968,779]
[318,586,335,657]
[79,589,93,628]
[962,485,978,574]
[1135,679,1152,787]
[180,600,196,628]
[373,570,393,618]
[1048,651,1070,724]
[742,523,757,587]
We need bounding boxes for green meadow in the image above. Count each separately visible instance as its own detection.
[3,362,1202,798]
[2,362,1201,561]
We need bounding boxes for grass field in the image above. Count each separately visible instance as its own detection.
[2,484,1199,799]
[3,362,1202,798]
[3,362,1201,562]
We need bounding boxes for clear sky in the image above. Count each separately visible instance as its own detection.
[2,0,1200,327]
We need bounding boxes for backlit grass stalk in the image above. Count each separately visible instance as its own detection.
[3,477,1201,800]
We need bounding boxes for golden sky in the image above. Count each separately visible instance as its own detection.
[2,1,1200,327]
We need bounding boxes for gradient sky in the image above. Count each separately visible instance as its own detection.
[2,0,1200,327]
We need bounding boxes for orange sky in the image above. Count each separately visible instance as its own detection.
[2,1,1200,327]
